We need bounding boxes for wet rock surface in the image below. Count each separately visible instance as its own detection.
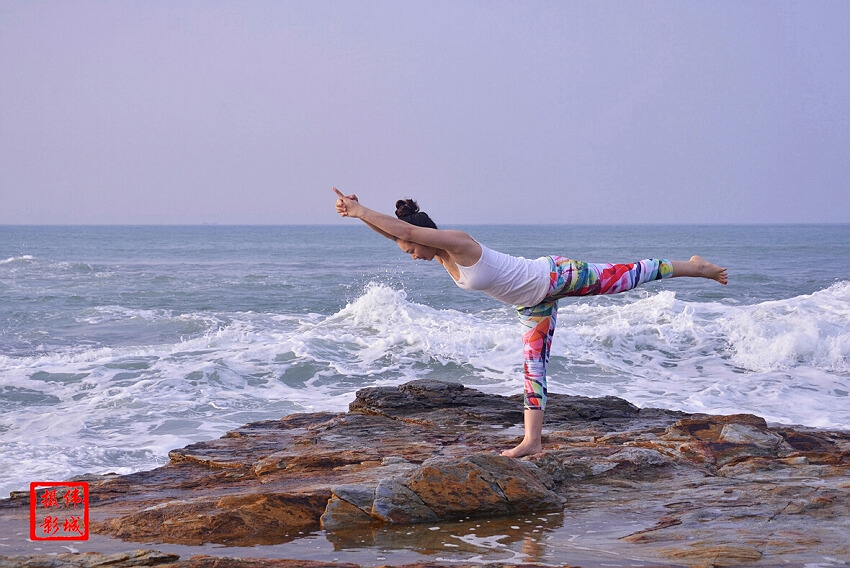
[2,379,849,567]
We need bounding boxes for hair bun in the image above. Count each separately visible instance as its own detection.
[395,199,420,219]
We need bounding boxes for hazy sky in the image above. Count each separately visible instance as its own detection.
[1,1,848,225]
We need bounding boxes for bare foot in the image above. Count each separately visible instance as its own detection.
[691,255,728,285]
[501,439,543,458]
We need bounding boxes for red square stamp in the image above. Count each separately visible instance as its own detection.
[30,482,89,541]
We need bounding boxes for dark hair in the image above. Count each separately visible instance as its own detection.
[395,199,438,229]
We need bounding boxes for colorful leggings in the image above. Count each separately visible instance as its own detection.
[517,257,673,410]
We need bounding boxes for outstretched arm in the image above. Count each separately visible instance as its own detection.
[332,188,478,258]
[334,191,396,241]
[362,219,397,241]
[334,187,424,243]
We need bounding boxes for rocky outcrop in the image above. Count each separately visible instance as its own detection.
[321,452,563,528]
[1,379,848,567]
[0,550,360,568]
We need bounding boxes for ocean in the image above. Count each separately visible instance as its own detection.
[1,224,849,499]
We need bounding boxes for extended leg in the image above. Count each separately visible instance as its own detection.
[671,256,728,285]
[548,257,676,300]
[547,256,727,299]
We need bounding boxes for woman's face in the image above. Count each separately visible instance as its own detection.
[397,239,436,261]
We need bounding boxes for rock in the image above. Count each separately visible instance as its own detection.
[330,483,378,516]
[322,453,562,529]
[100,491,332,546]
[664,414,770,441]
[371,478,439,524]
[1,379,848,567]
[662,542,764,566]
[320,493,375,528]
[403,453,563,519]
[718,423,785,448]
[174,559,359,568]
[654,414,820,468]
[0,550,179,568]
[0,551,362,568]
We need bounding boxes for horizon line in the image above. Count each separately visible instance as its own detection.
[2,221,850,228]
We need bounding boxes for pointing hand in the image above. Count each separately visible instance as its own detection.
[333,187,362,218]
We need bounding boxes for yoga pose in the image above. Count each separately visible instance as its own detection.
[332,188,728,458]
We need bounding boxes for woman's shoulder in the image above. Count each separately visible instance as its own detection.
[439,229,482,266]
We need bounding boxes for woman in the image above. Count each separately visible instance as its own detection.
[332,188,728,458]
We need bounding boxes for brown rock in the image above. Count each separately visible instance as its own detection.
[664,542,763,566]
[371,478,439,524]
[403,453,562,519]
[176,558,359,568]
[0,551,362,568]
[0,550,179,568]
[101,491,331,546]
[320,493,375,528]
[659,414,809,468]
[665,414,769,441]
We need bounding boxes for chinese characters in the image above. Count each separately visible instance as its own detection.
[30,482,89,541]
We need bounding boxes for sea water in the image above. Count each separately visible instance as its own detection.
[1,224,849,499]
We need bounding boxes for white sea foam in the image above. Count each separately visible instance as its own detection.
[307,283,519,379]
[1,280,848,498]
[75,305,175,324]
[0,255,34,265]
[724,281,850,373]
[542,281,850,427]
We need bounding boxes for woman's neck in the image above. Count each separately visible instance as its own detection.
[436,249,461,282]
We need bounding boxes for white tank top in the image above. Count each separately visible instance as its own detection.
[454,243,551,307]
